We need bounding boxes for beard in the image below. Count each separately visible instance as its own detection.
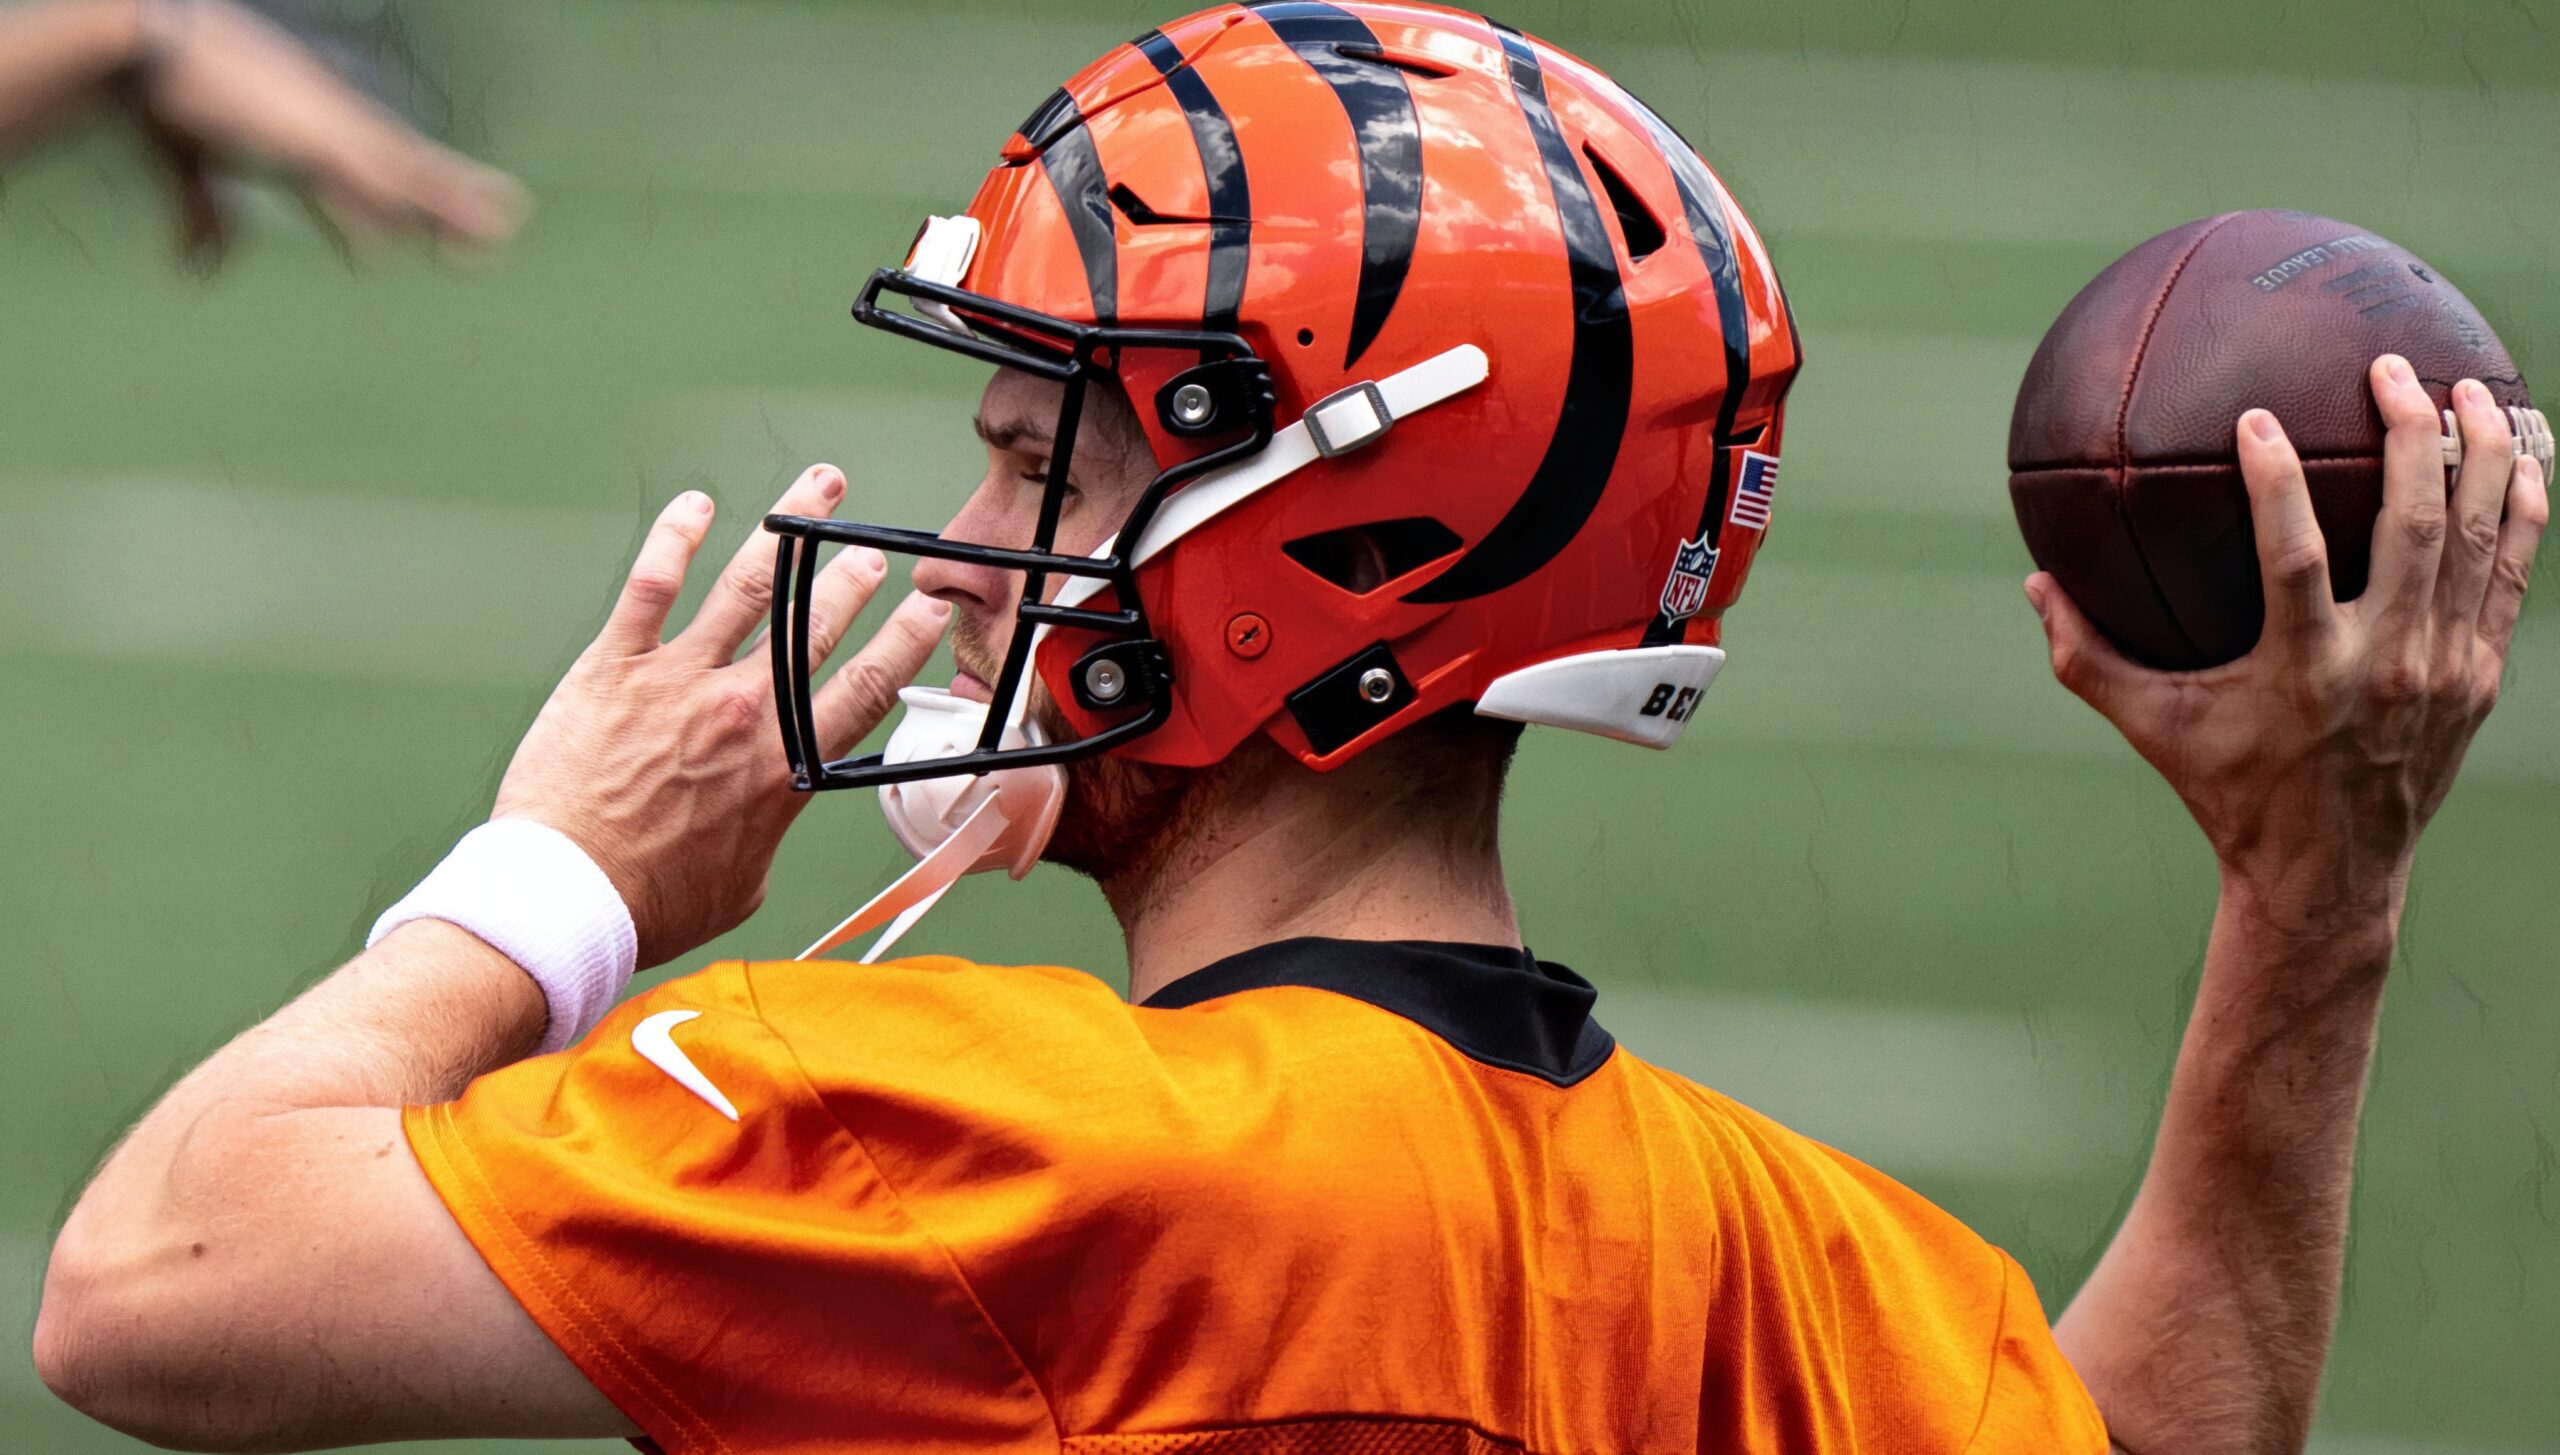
[952,611,1200,885]
[1029,687,1200,886]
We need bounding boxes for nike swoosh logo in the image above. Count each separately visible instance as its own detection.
[631,1009,738,1122]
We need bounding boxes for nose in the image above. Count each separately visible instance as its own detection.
[909,550,1009,616]
[912,496,1020,607]
[911,477,1026,670]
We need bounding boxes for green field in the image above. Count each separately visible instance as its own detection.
[3,1,2556,1450]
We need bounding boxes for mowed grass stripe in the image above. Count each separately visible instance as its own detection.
[6,473,2546,785]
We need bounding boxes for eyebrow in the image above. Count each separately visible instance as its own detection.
[972,414,1051,453]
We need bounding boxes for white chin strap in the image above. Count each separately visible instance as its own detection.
[796,341,1495,964]
[795,685,1064,963]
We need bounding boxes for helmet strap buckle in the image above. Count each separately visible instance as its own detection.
[1303,380,1395,458]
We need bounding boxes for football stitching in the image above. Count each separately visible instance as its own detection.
[2106,211,2247,662]
[2009,449,2392,471]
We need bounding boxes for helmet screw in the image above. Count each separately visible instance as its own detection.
[1356,667,1396,704]
[1170,382,1216,427]
[1226,612,1271,659]
[1084,658,1128,704]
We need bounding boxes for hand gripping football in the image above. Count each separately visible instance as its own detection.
[2008,210,2545,669]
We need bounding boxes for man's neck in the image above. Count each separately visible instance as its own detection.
[1097,735,1520,1004]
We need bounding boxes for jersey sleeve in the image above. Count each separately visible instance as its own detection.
[1962,1252,2112,1454]
[403,962,1056,1455]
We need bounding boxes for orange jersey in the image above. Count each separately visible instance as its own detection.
[406,939,2107,1454]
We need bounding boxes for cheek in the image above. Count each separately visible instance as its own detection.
[1056,475,1155,560]
[944,481,1042,553]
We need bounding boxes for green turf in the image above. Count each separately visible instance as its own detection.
[3,1,2556,1450]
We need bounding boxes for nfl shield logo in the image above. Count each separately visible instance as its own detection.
[1659,534,1716,622]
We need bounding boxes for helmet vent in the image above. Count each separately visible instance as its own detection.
[1328,42,1458,79]
[1109,181,1250,228]
[1283,517,1463,594]
[1583,146,1666,262]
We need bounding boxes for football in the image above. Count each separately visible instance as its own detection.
[2007,210,2534,669]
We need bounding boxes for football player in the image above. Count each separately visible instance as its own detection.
[36,5,2543,1453]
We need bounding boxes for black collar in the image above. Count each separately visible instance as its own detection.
[1140,938,1616,1087]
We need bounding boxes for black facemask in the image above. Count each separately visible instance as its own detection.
[763,268,1275,793]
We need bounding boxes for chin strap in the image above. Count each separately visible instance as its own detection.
[796,795,1013,963]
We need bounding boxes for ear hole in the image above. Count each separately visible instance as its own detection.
[1583,145,1666,262]
[1283,517,1463,594]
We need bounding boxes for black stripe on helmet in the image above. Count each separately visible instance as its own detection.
[1620,93,1761,646]
[1030,94,1120,326]
[1246,1,1419,369]
[1133,29,1253,334]
[1401,20,1633,606]
[1017,87,1083,153]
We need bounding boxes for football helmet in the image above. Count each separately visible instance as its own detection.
[769,2,1801,954]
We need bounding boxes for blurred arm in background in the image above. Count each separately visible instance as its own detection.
[0,0,522,267]
[2026,362,2547,1455]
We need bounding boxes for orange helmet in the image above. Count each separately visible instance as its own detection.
[768,1,1801,791]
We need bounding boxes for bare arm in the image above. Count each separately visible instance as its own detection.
[2057,885,2391,1455]
[0,0,522,265]
[2029,362,2547,1453]
[33,923,634,1448]
[0,0,142,154]
[37,466,949,1450]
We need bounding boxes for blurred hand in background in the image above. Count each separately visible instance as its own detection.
[0,0,525,268]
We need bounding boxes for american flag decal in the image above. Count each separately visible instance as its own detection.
[1727,450,1779,532]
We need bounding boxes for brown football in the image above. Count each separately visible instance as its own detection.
[2007,210,2532,669]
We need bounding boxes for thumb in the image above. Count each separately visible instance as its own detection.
[2025,573,2139,713]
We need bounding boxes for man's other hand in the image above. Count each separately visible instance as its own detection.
[494,465,951,969]
[2024,355,2547,926]
[121,0,527,265]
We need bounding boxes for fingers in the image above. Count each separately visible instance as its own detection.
[331,140,528,254]
[2476,454,2550,663]
[2026,573,2143,715]
[131,108,231,273]
[2235,409,2335,651]
[800,546,892,668]
[170,161,231,274]
[674,465,847,662]
[402,146,529,250]
[2435,378,2518,626]
[599,492,716,654]
[813,594,954,758]
[2363,355,2453,636]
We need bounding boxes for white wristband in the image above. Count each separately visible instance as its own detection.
[368,819,638,1054]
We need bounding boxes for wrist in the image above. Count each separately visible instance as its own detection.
[367,818,639,1053]
[2214,846,2408,939]
[2206,866,2400,1002]
[50,0,151,80]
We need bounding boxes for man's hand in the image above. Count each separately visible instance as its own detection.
[494,465,951,969]
[0,0,525,267]
[34,468,953,1448]
[2035,360,2546,1455]
[2028,356,2547,929]
[125,0,526,264]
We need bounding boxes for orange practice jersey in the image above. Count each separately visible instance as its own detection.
[406,939,2108,1454]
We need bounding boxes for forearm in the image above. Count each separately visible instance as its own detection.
[38,924,596,1446]
[2058,869,2396,1455]
[0,0,141,156]
[48,922,539,1328]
